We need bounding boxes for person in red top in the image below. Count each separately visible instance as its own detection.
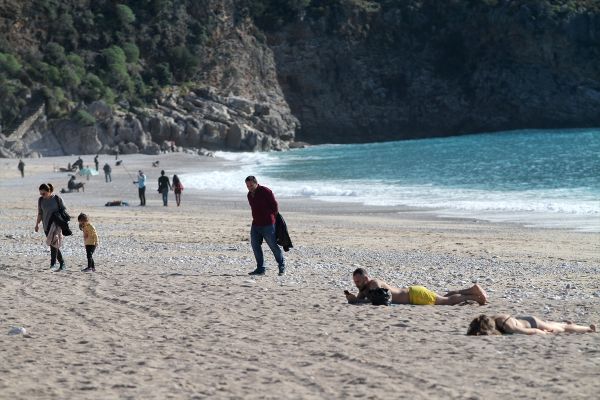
[245,176,285,276]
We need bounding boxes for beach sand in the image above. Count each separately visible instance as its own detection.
[0,154,598,399]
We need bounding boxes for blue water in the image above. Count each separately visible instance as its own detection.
[185,129,600,231]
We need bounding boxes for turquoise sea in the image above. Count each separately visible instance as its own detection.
[185,129,600,231]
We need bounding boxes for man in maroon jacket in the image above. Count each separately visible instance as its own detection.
[245,176,285,276]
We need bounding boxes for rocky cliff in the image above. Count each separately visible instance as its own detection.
[269,0,600,143]
[1,0,599,157]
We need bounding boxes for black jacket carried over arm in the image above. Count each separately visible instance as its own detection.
[275,213,293,252]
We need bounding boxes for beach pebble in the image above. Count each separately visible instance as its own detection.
[8,326,27,335]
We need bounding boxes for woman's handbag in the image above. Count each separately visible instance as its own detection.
[53,196,72,236]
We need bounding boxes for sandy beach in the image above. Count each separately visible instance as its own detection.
[0,153,599,400]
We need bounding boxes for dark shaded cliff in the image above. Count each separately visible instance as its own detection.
[1,0,600,156]
[265,0,600,143]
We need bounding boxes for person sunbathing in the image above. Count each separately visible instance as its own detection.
[344,267,488,305]
[467,314,596,335]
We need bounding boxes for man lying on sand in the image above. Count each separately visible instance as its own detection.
[344,267,488,305]
[467,314,596,335]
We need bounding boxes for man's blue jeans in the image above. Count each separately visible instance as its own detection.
[251,224,284,271]
[162,189,168,206]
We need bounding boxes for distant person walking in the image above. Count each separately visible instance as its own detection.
[172,174,183,206]
[94,154,99,171]
[18,159,25,178]
[157,170,171,206]
[78,213,98,272]
[134,170,147,206]
[245,176,285,276]
[35,183,67,271]
[103,163,112,182]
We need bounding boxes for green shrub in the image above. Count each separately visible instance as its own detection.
[123,42,140,63]
[155,62,173,85]
[116,4,136,26]
[44,86,68,118]
[81,73,106,102]
[73,109,96,126]
[46,65,62,85]
[103,46,127,66]
[168,46,199,80]
[66,53,85,74]
[103,87,116,105]
[45,42,67,66]
[61,65,82,89]
[102,45,133,91]
[0,77,27,125]
[0,53,21,76]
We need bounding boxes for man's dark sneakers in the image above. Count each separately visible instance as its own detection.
[81,266,95,272]
[248,268,265,276]
[278,268,286,276]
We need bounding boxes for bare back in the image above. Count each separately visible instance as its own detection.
[494,314,546,335]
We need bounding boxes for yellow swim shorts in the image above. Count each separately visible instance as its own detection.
[408,286,437,305]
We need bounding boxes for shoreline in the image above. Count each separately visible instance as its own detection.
[0,153,599,399]
[3,152,598,233]
[1,153,599,263]
[182,148,600,234]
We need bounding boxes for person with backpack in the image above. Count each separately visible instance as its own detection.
[35,183,69,271]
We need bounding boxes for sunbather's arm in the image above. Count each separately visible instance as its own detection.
[344,290,370,304]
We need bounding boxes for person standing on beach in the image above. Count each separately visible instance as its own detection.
[172,174,183,207]
[35,183,67,271]
[103,163,112,182]
[133,170,147,206]
[94,154,99,171]
[345,268,488,305]
[78,213,98,272]
[245,176,285,276]
[157,170,171,206]
[18,159,25,178]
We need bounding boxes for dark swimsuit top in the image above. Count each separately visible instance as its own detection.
[497,315,512,334]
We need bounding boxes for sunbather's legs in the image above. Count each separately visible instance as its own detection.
[439,284,487,305]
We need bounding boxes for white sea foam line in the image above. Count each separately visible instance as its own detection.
[185,151,600,215]
[185,169,600,215]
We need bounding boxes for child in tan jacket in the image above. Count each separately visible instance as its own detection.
[78,213,98,272]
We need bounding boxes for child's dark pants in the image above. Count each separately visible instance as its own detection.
[86,245,96,268]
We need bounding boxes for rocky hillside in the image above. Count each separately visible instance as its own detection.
[1,0,599,156]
